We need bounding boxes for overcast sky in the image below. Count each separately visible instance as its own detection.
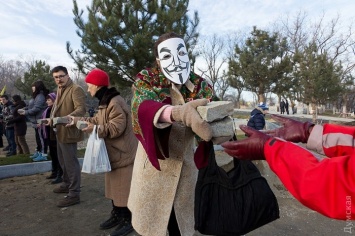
[0,0,354,70]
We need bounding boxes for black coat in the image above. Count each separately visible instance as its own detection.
[7,101,27,136]
[247,108,265,130]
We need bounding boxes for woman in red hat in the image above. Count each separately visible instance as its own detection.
[69,68,138,236]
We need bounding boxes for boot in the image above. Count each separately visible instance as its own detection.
[99,205,123,230]
[110,219,133,236]
[110,207,133,236]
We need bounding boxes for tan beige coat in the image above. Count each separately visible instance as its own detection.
[128,120,197,236]
[51,80,86,143]
[81,90,137,206]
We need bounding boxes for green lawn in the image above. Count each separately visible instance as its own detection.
[0,149,86,166]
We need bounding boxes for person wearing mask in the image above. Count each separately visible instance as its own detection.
[0,95,16,156]
[221,114,355,220]
[50,66,86,207]
[128,32,217,236]
[69,68,138,236]
[7,95,30,155]
[18,80,49,160]
[247,102,269,130]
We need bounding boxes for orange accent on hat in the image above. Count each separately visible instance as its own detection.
[85,68,109,86]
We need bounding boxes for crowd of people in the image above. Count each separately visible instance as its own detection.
[0,32,354,236]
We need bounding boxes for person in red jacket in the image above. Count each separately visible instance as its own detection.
[222,114,355,220]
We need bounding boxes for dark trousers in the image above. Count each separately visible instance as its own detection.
[34,127,45,153]
[5,128,16,154]
[57,142,81,197]
[47,139,62,176]
[167,207,181,236]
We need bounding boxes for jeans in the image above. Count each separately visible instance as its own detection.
[5,128,16,154]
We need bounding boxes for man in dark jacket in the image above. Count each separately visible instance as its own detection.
[7,95,30,155]
[247,103,269,131]
[0,95,16,156]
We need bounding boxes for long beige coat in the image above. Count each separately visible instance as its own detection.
[81,90,138,206]
[128,119,197,236]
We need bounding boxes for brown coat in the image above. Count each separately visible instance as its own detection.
[81,88,138,206]
[51,80,86,143]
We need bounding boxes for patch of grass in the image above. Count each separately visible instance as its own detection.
[0,149,86,166]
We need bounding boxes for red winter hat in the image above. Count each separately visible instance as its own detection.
[85,69,109,86]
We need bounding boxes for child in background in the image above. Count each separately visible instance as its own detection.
[39,93,63,184]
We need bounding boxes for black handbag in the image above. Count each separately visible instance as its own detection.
[194,142,279,236]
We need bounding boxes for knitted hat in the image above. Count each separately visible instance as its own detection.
[46,92,57,102]
[258,102,269,110]
[85,68,109,86]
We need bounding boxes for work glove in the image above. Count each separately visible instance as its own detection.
[221,125,271,160]
[264,114,314,143]
[171,99,213,141]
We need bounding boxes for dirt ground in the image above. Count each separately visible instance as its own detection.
[0,122,352,236]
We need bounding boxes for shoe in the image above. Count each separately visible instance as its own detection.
[33,153,47,162]
[53,186,69,193]
[3,146,9,151]
[51,177,63,184]
[46,173,57,179]
[110,220,133,236]
[6,152,16,157]
[30,151,39,159]
[57,195,80,207]
[100,213,123,230]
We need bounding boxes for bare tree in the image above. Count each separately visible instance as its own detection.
[196,34,229,100]
[277,12,355,120]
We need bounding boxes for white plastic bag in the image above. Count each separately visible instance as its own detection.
[82,125,111,174]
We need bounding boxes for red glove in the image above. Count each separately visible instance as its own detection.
[221,125,271,160]
[264,114,314,143]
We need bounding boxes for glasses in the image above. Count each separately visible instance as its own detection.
[53,74,67,79]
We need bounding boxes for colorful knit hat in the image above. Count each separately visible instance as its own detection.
[46,92,57,101]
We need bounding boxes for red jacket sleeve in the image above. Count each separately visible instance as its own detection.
[265,138,355,220]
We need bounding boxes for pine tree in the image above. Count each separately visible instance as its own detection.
[15,60,57,96]
[67,0,199,89]
[228,27,292,103]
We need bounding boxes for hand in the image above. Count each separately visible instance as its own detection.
[65,116,75,127]
[82,123,94,133]
[18,109,25,115]
[221,125,271,160]
[264,114,314,143]
[171,99,213,141]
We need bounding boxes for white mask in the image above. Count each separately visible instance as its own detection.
[157,38,191,84]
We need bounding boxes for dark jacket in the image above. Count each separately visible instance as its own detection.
[7,101,27,136]
[247,108,265,130]
[2,101,15,129]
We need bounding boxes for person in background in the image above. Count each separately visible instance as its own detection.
[247,102,269,130]
[40,92,63,184]
[128,32,215,236]
[50,66,86,208]
[18,80,49,160]
[221,114,355,220]
[0,95,16,156]
[0,103,4,148]
[280,99,285,114]
[69,68,138,236]
[7,95,29,155]
[285,99,289,115]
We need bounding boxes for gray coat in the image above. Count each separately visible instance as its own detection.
[25,92,47,125]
